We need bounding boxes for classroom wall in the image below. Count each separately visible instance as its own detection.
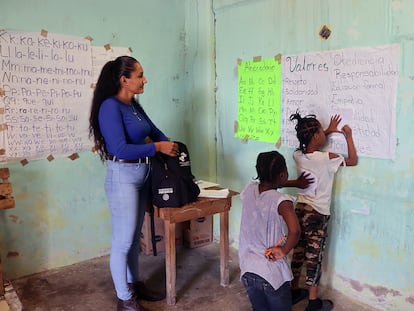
[0,0,196,277]
[213,0,414,310]
[1,0,414,310]
[183,0,217,181]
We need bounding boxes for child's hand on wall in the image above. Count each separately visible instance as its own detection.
[324,114,342,135]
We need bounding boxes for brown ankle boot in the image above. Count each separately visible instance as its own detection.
[117,298,149,311]
[128,281,165,301]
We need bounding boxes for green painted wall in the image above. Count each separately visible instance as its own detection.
[213,0,414,310]
[0,0,191,277]
[1,0,413,309]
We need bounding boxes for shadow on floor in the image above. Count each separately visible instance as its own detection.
[11,243,378,311]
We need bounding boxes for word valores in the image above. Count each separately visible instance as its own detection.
[284,56,328,72]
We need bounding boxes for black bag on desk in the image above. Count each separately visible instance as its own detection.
[151,141,200,208]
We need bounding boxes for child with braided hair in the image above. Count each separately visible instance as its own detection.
[289,111,357,311]
[239,151,306,311]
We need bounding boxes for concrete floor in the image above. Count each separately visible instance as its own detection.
[5,243,379,311]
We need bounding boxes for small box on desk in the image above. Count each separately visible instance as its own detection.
[140,211,183,255]
[183,216,213,248]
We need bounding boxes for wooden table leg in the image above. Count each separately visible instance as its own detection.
[220,210,230,287]
[164,220,176,305]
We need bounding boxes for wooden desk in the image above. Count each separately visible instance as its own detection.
[153,190,238,305]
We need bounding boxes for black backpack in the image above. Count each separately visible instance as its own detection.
[151,141,200,208]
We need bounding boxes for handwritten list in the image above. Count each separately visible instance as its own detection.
[0,30,93,160]
[281,44,399,159]
[237,58,281,143]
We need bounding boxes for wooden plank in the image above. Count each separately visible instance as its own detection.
[0,168,13,292]
[0,168,9,181]
[0,198,14,210]
[0,183,12,196]
[220,211,230,287]
[155,197,231,223]
[0,253,4,296]
[0,168,14,210]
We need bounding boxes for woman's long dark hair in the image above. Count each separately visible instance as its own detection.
[89,56,140,161]
[289,110,321,153]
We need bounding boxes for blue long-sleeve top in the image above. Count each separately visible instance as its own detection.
[98,96,169,159]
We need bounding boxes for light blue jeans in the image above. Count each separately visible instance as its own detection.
[105,161,151,300]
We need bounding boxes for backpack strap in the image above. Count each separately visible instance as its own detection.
[148,204,158,256]
[146,186,158,256]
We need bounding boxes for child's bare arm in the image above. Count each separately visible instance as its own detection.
[342,125,357,166]
[329,125,358,166]
[284,172,314,189]
[265,201,300,260]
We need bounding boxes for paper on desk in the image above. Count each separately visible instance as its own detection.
[195,180,220,189]
[198,188,229,198]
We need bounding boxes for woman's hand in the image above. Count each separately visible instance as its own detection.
[155,141,178,157]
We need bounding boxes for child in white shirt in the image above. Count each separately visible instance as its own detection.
[289,111,357,311]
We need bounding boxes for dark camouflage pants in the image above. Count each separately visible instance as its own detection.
[291,203,330,286]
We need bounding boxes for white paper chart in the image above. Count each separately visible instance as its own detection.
[281,44,400,160]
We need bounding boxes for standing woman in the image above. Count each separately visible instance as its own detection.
[89,56,178,311]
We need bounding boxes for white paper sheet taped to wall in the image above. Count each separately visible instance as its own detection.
[281,44,400,160]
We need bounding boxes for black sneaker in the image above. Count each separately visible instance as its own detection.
[305,298,334,311]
